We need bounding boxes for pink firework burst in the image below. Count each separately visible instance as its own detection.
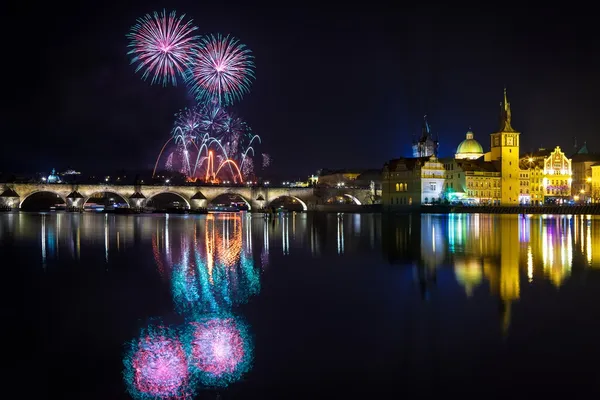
[127,10,200,86]
[189,318,246,377]
[186,34,255,106]
[131,333,190,397]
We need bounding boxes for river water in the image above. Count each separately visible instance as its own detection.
[2,212,600,398]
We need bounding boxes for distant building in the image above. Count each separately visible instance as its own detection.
[46,168,61,184]
[317,169,381,189]
[317,170,362,187]
[412,115,439,158]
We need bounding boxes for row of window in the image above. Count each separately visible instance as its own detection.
[390,196,413,205]
[395,183,408,192]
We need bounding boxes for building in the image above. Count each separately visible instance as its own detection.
[542,146,572,203]
[441,158,501,204]
[570,143,600,203]
[486,88,520,205]
[412,115,439,158]
[316,170,362,187]
[518,168,531,204]
[519,148,551,205]
[455,129,484,160]
[591,163,600,203]
[382,155,445,208]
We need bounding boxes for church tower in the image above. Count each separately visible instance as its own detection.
[490,88,520,205]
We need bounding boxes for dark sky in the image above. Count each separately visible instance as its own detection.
[3,2,599,177]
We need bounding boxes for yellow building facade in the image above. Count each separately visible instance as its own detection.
[489,88,520,205]
[592,164,600,202]
[442,158,500,204]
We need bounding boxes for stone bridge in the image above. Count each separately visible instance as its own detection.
[0,183,374,211]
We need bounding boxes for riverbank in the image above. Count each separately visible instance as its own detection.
[386,204,600,215]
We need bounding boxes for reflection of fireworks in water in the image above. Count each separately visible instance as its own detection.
[171,214,260,315]
[185,316,252,387]
[124,325,192,399]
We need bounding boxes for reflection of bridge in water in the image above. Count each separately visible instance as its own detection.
[0,183,374,211]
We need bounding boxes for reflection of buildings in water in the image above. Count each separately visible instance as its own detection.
[483,216,521,334]
[525,215,573,287]
[381,214,420,264]
[573,215,600,267]
[420,215,445,268]
[454,257,483,297]
[448,213,500,257]
[337,214,344,255]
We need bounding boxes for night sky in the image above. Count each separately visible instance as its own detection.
[3,2,599,176]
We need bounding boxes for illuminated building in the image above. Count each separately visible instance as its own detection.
[570,143,600,203]
[519,149,550,205]
[518,168,531,204]
[542,146,572,203]
[441,158,500,205]
[592,164,600,203]
[46,168,61,183]
[412,115,439,158]
[487,88,520,205]
[455,129,484,160]
[382,155,445,207]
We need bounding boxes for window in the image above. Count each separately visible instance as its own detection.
[395,183,400,192]
[430,182,437,191]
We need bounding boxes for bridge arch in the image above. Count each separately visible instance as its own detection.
[343,194,362,205]
[82,191,131,208]
[208,192,252,210]
[267,195,308,211]
[146,191,191,209]
[19,190,67,209]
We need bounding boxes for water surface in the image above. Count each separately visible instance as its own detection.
[3,212,600,398]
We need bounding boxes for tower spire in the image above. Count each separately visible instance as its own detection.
[499,87,515,132]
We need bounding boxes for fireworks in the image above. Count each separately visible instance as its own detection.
[126,10,270,180]
[262,153,271,168]
[186,34,255,106]
[155,103,264,182]
[127,10,200,86]
[124,325,192,399]
[185,316,253,387]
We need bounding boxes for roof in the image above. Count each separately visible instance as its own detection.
[571,142,589,156]
[384,156,432,172]
[456,131,484,155]
[456,159,499,173]
[571,153,600,163]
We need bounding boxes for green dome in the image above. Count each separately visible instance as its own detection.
[456,131,483,157]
